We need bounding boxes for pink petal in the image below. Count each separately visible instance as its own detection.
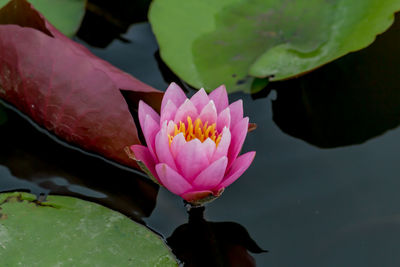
[198,100,217,125]
[156,163,193,195]
[190,88,210,112]
[160,100,177,125]
[143,114,160,159]
[176,139,210,182]
[218,151,256,189]
[227,117,249,169]
[181,190,213,202]
[161,82,187,113]
[170,133,186,158]
[155,121,177,170]
[211,127,231,162]
[138,100,160,131]
[202,138,216,162]
[217,107,231,133]
[130,145,159,182]
[209,85,228,113]
[174,99,199,124]
[229,100,243,127]
[166,120,176,135]
[192,156,228,189]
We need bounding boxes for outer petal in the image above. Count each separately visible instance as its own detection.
[209,85,228,113]
[156,163,193,195]
[160,100,177,125]
[229,100,243,127]
[190,88,210,112]
[155,121,177,170]
[161,82,187,113]
[198,100,217,125]
[176,139,210,182]
[170,132,186,158]
[174,99,199,124]
[227,117,249,169]
[138,100,160,131]
[192,156,228,189]
[143,114,160,159]
[217,151,256,189]
[211,127,231,162]
[217,107,231,133]
[130,144,159,182]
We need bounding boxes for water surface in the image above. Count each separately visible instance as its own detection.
[2,17,400,267]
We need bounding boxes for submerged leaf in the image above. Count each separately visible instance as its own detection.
[0,192,177,266]
[150,0,400,93]
[0,0,163,169]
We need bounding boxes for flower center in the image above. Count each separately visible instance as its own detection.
[168,116,222,146]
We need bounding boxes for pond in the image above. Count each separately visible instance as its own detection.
[1,6,400,267]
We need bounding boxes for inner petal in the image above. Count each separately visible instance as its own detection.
[174,99,198,124]
[198,100,217,125]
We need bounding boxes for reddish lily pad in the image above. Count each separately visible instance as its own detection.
[0,0,163,169]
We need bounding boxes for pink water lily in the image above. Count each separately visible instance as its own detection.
[130,83,255,204]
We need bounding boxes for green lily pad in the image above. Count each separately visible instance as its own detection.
[0,192,177,266]
[0,0,86,36]
[149,0,400,93]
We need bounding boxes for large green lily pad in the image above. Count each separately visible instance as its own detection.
[149,0,400,93]
[0,192,177,266]
[0,0,86,36]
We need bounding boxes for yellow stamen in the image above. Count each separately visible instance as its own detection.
[168,116,222,147]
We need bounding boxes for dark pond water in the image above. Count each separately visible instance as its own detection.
[2,9,400,267]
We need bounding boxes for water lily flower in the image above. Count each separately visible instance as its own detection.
[129,83,255,205]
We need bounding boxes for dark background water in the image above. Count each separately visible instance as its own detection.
[1,5,400,266]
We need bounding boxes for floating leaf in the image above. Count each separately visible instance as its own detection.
[0,0,86,36]
[272,14,400,148]
[0,192,177,266]
[149,0,400,93]
[0,0,163,169]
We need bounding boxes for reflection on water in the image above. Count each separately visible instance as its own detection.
[271,13,400,148]
[37,176,107,199]
[0,104,7,125]
[0,165,46,195]
[0,103,158,222]
[168,206,266,267]
[77,0,151,48]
